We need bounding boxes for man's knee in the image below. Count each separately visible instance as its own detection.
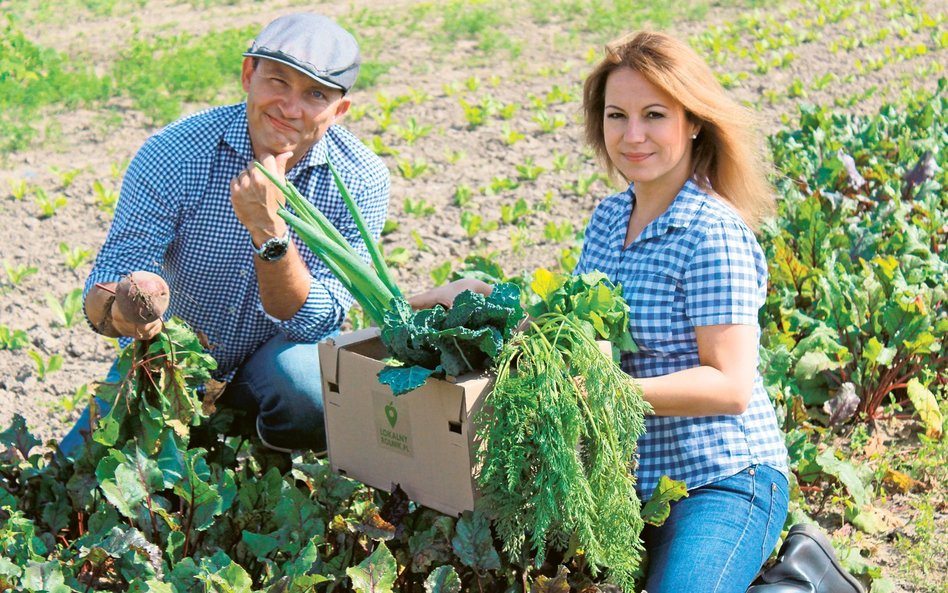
[268,341,324,404]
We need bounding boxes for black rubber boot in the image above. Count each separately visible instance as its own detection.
[747,523,866,593]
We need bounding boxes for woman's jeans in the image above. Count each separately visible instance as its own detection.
[60,333,327,457]
[641,465,790,593]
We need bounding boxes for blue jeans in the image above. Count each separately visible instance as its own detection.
[641,465,789,593]
[60,332,327,456]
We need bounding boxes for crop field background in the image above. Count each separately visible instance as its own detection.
[0,0,946,591]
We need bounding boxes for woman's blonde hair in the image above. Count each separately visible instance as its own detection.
[582,30,775,230]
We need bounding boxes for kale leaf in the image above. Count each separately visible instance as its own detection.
[378,283,523,396]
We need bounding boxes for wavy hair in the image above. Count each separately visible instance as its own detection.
[582,30,775,230]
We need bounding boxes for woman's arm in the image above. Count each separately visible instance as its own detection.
[636,323,759,416]
[407,278,493,310]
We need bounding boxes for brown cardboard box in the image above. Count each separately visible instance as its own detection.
[318,328,493,517]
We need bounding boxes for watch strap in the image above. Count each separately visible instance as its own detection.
[253,229,290,262]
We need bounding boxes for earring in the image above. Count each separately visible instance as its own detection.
[691,133,698,139]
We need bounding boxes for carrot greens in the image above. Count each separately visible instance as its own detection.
[476,312,651,590]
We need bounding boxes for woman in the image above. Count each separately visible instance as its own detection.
[410,30,790,592]
[574,30,789,592]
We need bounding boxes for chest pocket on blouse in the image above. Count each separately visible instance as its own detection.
[623,272,688,353]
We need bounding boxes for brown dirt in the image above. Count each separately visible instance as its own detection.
[1,0,945,589]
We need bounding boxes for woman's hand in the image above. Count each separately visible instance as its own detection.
[407,278,493,310]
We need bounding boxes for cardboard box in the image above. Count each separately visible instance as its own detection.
[318,328,493,517]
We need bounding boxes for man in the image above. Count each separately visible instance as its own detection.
[63,13,390,456]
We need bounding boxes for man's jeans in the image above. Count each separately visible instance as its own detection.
[641,464,790,593]
[60,333,327,457]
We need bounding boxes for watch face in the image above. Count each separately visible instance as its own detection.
[259,236,289,261]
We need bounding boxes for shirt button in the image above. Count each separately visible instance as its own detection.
[228,306,237,315]
[239,269,249,277]
[748,468,756,476]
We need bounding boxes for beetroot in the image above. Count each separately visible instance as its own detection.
[115,271,170,324]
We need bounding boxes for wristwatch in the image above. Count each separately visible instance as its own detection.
[253,229,290,262]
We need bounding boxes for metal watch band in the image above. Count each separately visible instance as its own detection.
[253,229,290,262]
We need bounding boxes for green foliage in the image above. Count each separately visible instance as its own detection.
[377,284,523,394]
[58,242,93,271]
[527,268,636,353]
[396,157,430,179]
[0,15,111,152]
[111,26,255,124]
[0,324,29,350]
[93,180,119,213]
[45,288,84,328]
[393,117,433,145]
[2,317,643,592]
[27,350,63,381]
[33,187,68,218]
[640,476,688,526]
[476,313,651,590]
[2,261,38,287]
[761,91,948,422]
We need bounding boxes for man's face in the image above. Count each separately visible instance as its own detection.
[241,58,350,167]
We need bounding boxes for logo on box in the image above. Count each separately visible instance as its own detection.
[373,390,412,456]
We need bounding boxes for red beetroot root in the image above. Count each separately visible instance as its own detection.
[115,271,170,324]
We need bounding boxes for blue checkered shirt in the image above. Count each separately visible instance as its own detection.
[85,103,390,381]
[575,179,788,498]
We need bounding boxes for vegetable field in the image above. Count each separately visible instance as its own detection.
[1,0,946,591]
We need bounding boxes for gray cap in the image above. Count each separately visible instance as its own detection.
[244,13,360,93]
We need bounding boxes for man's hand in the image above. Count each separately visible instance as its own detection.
[85,278,164,340]
[230,151,293,247]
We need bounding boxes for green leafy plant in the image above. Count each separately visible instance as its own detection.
[2,260,38,287]
[487,176,519,194]
[58,242,92,271]
[376,283,523,395]
[460,211,497,239]
[552,152,571,173]
[112,26,257,124]
[544,220,575,243]
[458,98,487,127]
[453,184,473,208]
[445,149,465,164]
[463,75,480,91]
[50,165,82,189]
[45,288,84,328]
[499,123,525,145]
[477,305,650,590]
[0,323,29,350]
[92,179,118,213]
[403,196,436,217]
[532,110,566,133]
[762,94,948,425]
[396,157,430,179]
[564,172,602,197]
[499,196,530,225]
[33,187,68,218]
[27,350,63,381]
[392,117,432,145]
[7,178,29,200]
[516,158,545,182]
[430,261,453,286]
[368,135,400,157]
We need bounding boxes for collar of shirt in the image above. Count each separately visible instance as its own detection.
[222,103,330,181]
[626,178,706,244]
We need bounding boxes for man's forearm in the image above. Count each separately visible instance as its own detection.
[254,242,312,320]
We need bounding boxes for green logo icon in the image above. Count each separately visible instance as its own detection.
[385,403,398,428]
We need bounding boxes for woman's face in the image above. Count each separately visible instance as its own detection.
[602,68,699,192]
